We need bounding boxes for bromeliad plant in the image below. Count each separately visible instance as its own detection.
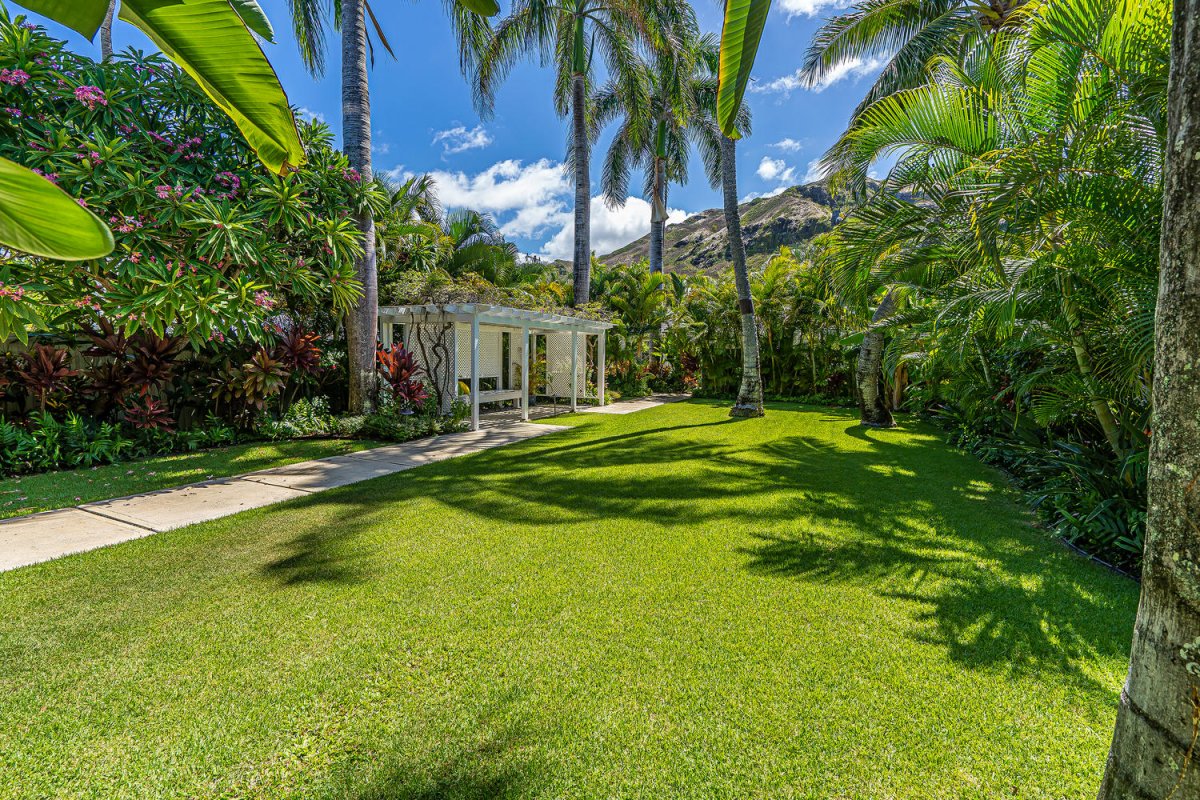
[14,343,76,412]
[0,16,381,347]
[376,343,429,410]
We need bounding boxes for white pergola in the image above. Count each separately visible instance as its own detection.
[379,303,613,431]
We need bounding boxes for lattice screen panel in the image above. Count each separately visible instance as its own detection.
[479,329,503,380]
[455,323,470,379]
[544,332,586,398]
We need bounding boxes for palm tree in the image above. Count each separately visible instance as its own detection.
[376,174,443,272]
[284,0,495,412]
[803,0,1031,188]
[100,0,116,60]
[802,0,1028,118]
[822,0,1166,441]
[378,175,542,286]
[472,0,683,305]
[436,209,524,280]
[593,22,701,276]
[691,41,761,416]
[1099,0,1200,793]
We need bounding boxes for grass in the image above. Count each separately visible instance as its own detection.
[0,401,1138,799]
[0,439,381,519]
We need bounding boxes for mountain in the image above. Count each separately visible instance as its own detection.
[598,181,844,276]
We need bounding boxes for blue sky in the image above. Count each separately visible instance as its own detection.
[30,0,882,259]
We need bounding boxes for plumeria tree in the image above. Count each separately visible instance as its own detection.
[0,17,377,345]
[3,0,303,260]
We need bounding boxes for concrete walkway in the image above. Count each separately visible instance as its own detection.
[581,393,691,415]
[0,395,692,573]
[0,422,565,573]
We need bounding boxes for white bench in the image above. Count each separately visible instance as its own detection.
[476,388,524,405]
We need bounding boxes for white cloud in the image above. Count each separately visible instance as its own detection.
[402,158,690,258]
[803,158,830,184]
[809,56,887,93]
[741,185,790,203]
[770,138,805,153]
[750,71,804,96]
[751,55,887,96]
[539,196,690,261]
[428,158,570,238]
[383,165,415,185]
[296,106,325,123]
[757,156,796,184]
[372,131,390,156]
[779,0,850,17]
[432,124,493,155]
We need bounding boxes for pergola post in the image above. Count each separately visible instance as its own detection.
[521,324,530,421]
[597,330,606,406]
[470,313,480,431]
[570,330,578,412]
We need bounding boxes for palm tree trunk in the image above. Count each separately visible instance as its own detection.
[856,288,896,427]
[892,363,907,410]
[1060,274,1124,456]
[649,219,664,277]
[341,0,378,413]
[722,135,763,418]
[100,0,117,61]
[809,334,818,391]
[1097,2,1200,795]
[650,148,666,275]
[571,72,591,306]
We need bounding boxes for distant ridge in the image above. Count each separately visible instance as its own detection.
[596,181,845,276]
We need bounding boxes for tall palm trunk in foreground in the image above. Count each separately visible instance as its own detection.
[721,135,762,417]
[1097,2,1200,796]
[571,68,591,304]
[649,122,667,275]
[341,0,378,412]
[100,0,116,61]
[856,288,896,427]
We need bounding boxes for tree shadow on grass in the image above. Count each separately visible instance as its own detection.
[318,694,544,800]
[258,417,741,585]
[261,522,378,586]
[737,425,1137,697]
[256,411,1136,697]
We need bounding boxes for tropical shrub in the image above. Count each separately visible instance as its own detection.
[257,396,338,440]
[589,258,858,401]
[814,0,1169,569]
[0,14,378,346]
[13,343,75,412]
[0,412,130,474]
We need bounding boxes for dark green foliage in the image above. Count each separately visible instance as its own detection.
[0,412,128,474]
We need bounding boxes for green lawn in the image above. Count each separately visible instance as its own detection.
[0,439,382,519]
[0,402,1138,799]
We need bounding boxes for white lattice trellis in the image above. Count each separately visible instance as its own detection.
[378,304,611,430]
[545,332,586,398]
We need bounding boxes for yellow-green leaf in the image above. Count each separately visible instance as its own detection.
[458,0,500,17]
[717,0,771,139]
[12,0,109,38]
[120,0,303,174]
[0,157,114,260]
[229,0,274,42]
